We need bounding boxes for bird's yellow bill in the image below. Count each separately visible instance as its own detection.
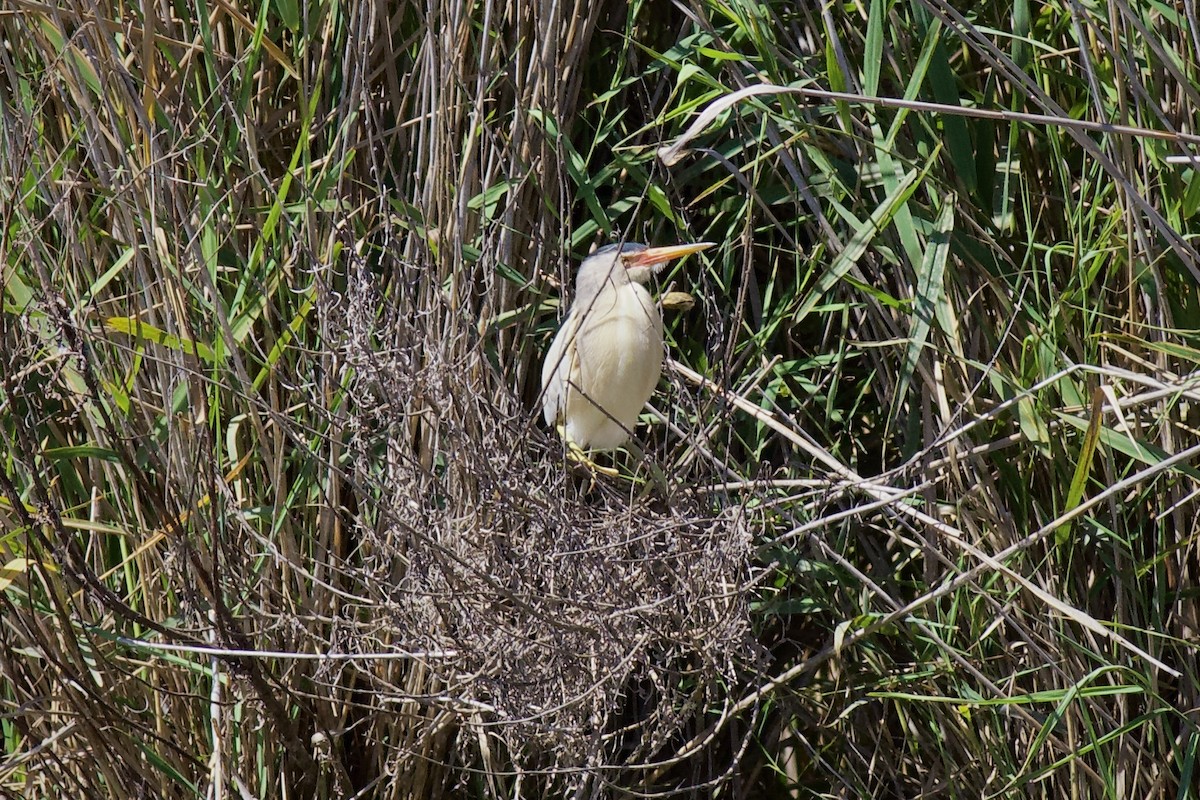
[624,241,715,267]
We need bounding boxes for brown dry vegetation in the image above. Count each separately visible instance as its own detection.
[4,0,1200,798]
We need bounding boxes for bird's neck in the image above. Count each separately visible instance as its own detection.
[575,269,632,306]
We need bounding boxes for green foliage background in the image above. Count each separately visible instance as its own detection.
[3,0,1200,797]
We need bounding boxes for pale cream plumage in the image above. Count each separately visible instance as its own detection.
[541,242,712,451]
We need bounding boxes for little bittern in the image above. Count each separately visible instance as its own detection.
[541,241,713,450]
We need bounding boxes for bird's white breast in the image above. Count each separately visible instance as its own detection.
[563,282,664,449]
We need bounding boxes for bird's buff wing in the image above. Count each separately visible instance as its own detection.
[540,311,579,426]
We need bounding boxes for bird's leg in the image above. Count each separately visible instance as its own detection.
[557,424,620,478]
[568,441,621,478]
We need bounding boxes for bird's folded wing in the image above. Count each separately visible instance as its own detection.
[540,312,579,426]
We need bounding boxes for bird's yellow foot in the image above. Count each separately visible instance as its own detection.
[566,440,620,478]
[555,425,620,477]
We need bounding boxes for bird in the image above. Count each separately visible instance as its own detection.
[541,240,714,452]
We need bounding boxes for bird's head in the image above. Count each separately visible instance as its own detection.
[574,241,714,299]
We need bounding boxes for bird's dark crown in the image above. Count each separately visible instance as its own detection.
[590,242,647,258]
